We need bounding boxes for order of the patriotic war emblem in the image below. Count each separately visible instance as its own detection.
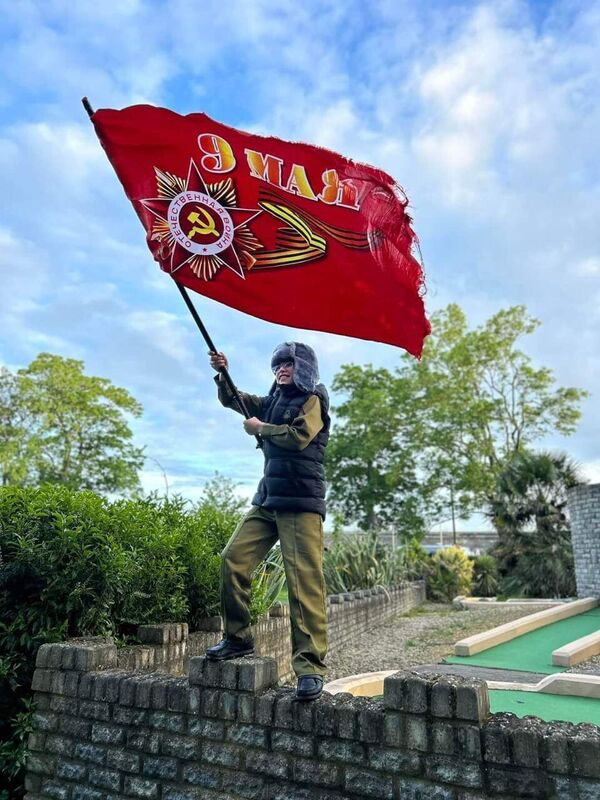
[140,160,261,280]
[140,159,378,282]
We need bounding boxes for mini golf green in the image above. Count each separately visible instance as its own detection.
[445,608,600,674]
[489,690,600,726]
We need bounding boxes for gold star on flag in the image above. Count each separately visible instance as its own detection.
[140,160,263,280]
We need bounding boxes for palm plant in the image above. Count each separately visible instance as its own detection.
[472,554,498,597]
[488,450,583,598]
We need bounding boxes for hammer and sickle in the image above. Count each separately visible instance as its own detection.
[187,206,219,239]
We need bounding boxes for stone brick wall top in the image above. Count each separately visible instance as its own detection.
[26,640,600,800]
[568,482,600,598]
[110,581,426,684]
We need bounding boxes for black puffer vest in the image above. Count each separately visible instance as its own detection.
[251,383,330,518]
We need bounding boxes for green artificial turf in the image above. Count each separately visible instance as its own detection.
[490,689,600,726]
[445,608,600,675]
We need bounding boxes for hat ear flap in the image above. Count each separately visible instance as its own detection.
[288,342,319,393]
[271,342,295,371]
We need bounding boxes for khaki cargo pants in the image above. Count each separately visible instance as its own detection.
[220,505,328,677]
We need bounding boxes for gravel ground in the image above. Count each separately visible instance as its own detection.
[566,655,600,674]
[322,602,554,683]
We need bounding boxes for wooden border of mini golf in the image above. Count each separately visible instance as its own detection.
[325,597,600,699]
[324,670,398,696]
[324,670,600,700]
[486,673,600,697]
[454,597,563,609]
[453,596,598,656]
[552,628,600,667]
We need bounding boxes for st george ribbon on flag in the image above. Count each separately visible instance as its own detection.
[91,104,430,356]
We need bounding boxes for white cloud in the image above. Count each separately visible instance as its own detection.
[1,1,176,110]
[0,121,108,239]
[0,226,48,316]
[575,257,600,277]
[581,461,600,485]
[2,0,600,506]
[126,310,198,365]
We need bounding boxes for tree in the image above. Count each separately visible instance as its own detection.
[406,305,587,514]
[488,450,583,597]
[0,368,37,486]
[0,353,144,495]
[326,304,588,530]
[197,472,247,517]
[326,364,432,534]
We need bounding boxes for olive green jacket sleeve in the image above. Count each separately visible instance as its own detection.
[214,374,263,418]
[260,395,324,451]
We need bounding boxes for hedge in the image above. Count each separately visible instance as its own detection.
[0,484,242,797]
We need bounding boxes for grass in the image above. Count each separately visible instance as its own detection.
[399,604,452,621]
[400,606,429,618]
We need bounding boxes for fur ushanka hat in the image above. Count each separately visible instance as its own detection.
[271,342,319,393]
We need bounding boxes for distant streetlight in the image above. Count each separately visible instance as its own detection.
[145,456,169,497]
[450,479,457,545]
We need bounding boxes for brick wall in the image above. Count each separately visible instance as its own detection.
[106,583,426,685]
[568,483,600,598]
[26,641,600,799]
[118,624,190,674]
[188,583,426,684]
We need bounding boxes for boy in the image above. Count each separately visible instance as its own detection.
[206,342,330,701]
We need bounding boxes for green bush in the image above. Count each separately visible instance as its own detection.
[472,554,499,597]
[0,484,245,797]
[249,545,286,620]
[397,538,430,581]
[0,488,240,635]
[426,546,474,602]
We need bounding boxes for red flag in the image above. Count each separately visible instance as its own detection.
[92,105,430,356]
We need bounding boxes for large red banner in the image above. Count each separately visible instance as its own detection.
[92,105,430,356]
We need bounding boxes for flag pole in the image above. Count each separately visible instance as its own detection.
[172,280,260,429]
[81,97,263,447]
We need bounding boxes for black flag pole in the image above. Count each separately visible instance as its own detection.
[81,96,263,448]
[172,281,260,432]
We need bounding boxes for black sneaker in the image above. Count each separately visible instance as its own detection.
[205,638,254,661]
[296,674,324,701]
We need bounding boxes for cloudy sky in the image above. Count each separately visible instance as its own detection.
[1,0,599,528]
